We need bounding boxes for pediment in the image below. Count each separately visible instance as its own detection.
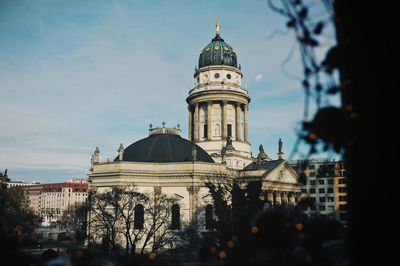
[263,161,299,184]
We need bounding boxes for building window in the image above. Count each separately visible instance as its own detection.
[205,204,213,230]
[214,73,220,79]
[338,187,346,193]
[319,197,326,202]
[339,196,347,201]
[309,188,316,194]
[319,205,326,211]
[134,204,144,229]
[339,178,347,184]
[309,172,316,177]
[328,197,334,202]
[319,188,325,193]
[310,180,316,185]
[328,179,334,185]
[171,204,180,230]
[204,124,208,139]
[301,189,307,193]
[318,179,325,185]
[327,188,334,193]
[226,74,231,79]
[227,124,232,138]
[328,206,335,211]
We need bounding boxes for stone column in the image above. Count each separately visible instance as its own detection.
[194,103,199,141]
[282,192,289,206]
[235,102,242,141]
[289,193,296,206]
[296,193,302,203]
[188,106,193,141]
[274,191,282,205]
[222,100,227,139]
[244,104,249,142]
[187,186,200,227]
[207,101,212,140]
[267,190,274,204]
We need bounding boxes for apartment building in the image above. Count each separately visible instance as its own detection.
[291,159,348,224]
[22,178,89,225]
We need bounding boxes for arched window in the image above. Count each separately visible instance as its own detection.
[134,204,144,229]
[171,204,180,230]
[205,204,213,230]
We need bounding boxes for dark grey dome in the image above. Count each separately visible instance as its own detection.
[115,133,214,163]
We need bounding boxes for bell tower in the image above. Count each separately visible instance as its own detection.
[186,22,252,169]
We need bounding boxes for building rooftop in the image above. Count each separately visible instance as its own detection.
[115,125,214,163]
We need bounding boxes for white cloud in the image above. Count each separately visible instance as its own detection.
[255,74,263,81]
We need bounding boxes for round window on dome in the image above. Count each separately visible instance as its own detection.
[214,73,220,79]
[226,74,231,79]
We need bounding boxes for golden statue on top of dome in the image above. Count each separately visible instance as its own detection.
[216,20,221,35]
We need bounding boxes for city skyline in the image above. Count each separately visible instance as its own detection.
[0,0,337,182]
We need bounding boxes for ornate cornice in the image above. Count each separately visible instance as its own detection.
[194,65,243,78]
[186,90,250,105]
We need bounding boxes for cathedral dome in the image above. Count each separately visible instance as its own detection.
[198,34,238,68]
[116,133,214,163]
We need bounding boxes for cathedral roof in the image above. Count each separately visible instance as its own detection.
[243,159,284,171]
[198,33,238,68]
[115,133,214,163]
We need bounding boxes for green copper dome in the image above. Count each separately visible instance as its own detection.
[198,34,238,68]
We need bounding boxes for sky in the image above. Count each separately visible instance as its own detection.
[0,0,337,183]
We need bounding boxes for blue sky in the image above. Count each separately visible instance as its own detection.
[0,0,337,183]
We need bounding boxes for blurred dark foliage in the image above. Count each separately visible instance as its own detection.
[202,180,345,265]
[269,0,397,265]
[0,182,41,265]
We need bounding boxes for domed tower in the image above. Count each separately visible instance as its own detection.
[186,22,252,169]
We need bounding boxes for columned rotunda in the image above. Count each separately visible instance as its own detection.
[187,21,252,169]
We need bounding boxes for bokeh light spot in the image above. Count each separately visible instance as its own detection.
[250,226,259,234]
[296,223,303,231]
[219,251,227,259]
[148,252,156,260]
[209,246,217,254]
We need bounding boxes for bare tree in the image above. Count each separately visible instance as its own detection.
[90,187,123,251]
[90,185,182,255]
[117,186,148,254]
[60,204,88,241]
[138,192,179,255]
